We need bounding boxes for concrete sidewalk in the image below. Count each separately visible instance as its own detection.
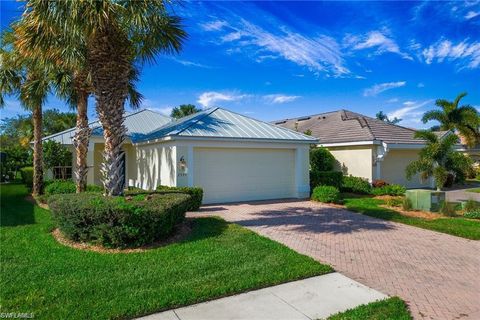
[138,273,387,320]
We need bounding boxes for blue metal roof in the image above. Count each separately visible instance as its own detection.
[43,109,172,144]
[44,108,317,144]
[136,108,317,143]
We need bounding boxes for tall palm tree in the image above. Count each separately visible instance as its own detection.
[171,104,201,119]
[1,33,51,196]
[406,131,464,191]
[422,92,480,148]
[19,0,187,196]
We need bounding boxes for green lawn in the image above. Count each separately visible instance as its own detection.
[466,188,480,193]
[327,297,411,320]
[0,184,332,319]
[344,196,480,240]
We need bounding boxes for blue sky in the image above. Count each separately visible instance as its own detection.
[1,1,479,128]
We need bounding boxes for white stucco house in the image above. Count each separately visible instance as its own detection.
[44,108,316,204]
[274,109,451,188]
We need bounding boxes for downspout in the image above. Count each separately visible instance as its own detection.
[374,141,389,181]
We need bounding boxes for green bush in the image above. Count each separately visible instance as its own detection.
[156,185,203,211]
[310,147,335,172]
[311,186,341,203]
[463,199,479,212]
[439,201,457,217]
[385,197,403,207]
[341,175,372,194]
[310,171,343,189]
[464,210,480,219]
[45,180,103,195]
[48,192,191,248]
[371,184,406,196]
[402,198,412,211]
[20,167,34,189]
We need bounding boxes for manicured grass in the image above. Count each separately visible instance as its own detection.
[466,188,480,193]
[344,196,480,240]
[0,184,332,319]
[327,297,411,320]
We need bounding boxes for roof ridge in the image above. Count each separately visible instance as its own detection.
[215,107,316,140]
[142,108,171,119]
[273,109,348,123]
[172,107,219,136]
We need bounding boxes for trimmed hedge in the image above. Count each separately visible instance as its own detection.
[464,210,480,220]
[311,185,341,203]
[156,185,203,211]
[48,192,191,248]
[310,147,336,172]
[45,180,103,195]
[310,171,343,189]
[20,167,34,189]
[371,184,406,196]
[341,175,372,194]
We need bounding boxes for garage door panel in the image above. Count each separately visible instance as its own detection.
[194,148,295,203]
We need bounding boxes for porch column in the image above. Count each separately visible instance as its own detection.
[295,146,310,198]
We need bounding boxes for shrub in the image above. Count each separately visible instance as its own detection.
[45,180,103,195]
[311,185,341,203]
[385,197,403,207]
[463,199,479,212]
[439,201,457,217]
[372,179,388,188]
[464,210,480,219]
[402,198,412,211]
[310,171,343,189]
[156,185,203,211]
[310,147,335,172]
[48,192,191,248]
[20,167,34,189]
[341,175,372,194]
[371,184,406,196]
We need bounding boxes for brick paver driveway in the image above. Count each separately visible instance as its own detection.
[190,200,480,320]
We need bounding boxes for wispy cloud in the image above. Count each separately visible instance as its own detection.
[345,30,412,60]
[465,10,480,19]
[387,100,433,127]
[202,18,350,77]
[169,57,211,68]
[386,98,399,103]
[197,91,248,107]
[263,94,301,104]
[363,81,406,97]
[422,39,480,69]
[200,20,228,31]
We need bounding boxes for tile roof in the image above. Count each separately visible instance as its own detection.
[137,107,317,143]
[273,109,449,145]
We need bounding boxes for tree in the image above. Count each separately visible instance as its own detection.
[1,32,52,196]
[422,92,480,148]
[376,111,401,125]
[171,104,201,119]
[406,131,471,190]
[18,0,187,196]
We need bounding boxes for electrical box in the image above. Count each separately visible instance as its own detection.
[405,189,446,212]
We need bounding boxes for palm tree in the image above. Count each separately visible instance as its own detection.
[406,131,465,191]
[18,0,187,196]
[171,104,201,119]
[1,33,51,196]
[422,92,480,148]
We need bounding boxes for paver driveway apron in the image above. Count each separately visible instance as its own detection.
[191,200,480,320]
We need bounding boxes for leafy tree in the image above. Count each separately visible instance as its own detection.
[376,111,401,125]
[406,131,471,190]
[18,0,187,196]
[43,140,72,180]
[422,92,480,147]
[171,104,201,119]
[310,147,335,172]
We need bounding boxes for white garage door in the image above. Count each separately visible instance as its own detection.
[194,147,296,204]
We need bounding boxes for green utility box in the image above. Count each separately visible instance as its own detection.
[405,189,446,212]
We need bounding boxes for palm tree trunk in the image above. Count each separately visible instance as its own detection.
[32,104,43,196]
[87,25,131,196]
[72,89,91,193]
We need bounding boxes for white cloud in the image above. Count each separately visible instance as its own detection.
[422,39,480,69]
[202,19,349,77]
[263,94,301,104]
[345,30,412,60]
[386,98,399,103]
[169,58,211,68]
[417,82,425,88]
[387,100,434,127]
[363,81,406,97]
[465,11,480,19]
[197,91,248,107]
[200,20,228,31]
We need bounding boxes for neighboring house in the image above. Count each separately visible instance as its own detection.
[44,108,315,204]
[273,109,450,188]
